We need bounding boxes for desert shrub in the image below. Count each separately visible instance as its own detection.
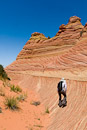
[0,65,4,75]
[10,84,15,91]
[0,64,10,80]
[16,85,22,92]
[48,36,50,39]
[34,125,44,128]
[10,85,22,93]
[3,82,6,87]
[2,71,8,79]
[0,107,2,113]
[30,101,40,106]
[45,107,49,114]
[16,93,27,102]
[4,96,19,110]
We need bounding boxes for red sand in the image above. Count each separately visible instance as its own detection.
[0,81,50,130]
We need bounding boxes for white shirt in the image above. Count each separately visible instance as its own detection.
[61,80,67,91]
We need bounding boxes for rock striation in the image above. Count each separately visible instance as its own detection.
[6,16,87,81]
[56,16,83,36]
[16,16,85,61]
[6,16,87,130]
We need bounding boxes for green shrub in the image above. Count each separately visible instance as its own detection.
[0,107,2,113]
[16,93,27,102]
[48,36,51,39]
[3,82,6,87]
[10,85,22,93]
[34,125,43,128]
[45,107,49,114]
[2,72,8,79]
[0,65,4,75]
[0,64,10,80]
[5,96,19,110]
[16,85,22,92]
[10,85,15,91]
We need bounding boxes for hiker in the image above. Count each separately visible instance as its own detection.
[57,78,67,107]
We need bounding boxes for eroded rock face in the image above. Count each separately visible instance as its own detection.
[84,22,87,27]
[5,16,87,130]
[56,16,83,36]
[16,16,85,60]
[69,16,81,23]
[31,32,45,37]
[30,32,47,41]
[6,16,87,81]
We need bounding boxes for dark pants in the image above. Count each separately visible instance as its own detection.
[58,90,67,106]
[58,90,66,101]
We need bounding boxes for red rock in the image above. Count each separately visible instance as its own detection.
[56,16,83,36]
[31,32,45,37]
[84,22,87,28]
[59,24,66,30]
[29,32,47,42]
[68,16,81,23]
[5,16,87,130]
[6,16,87,79]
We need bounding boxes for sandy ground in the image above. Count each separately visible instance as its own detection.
[0,80,50,130]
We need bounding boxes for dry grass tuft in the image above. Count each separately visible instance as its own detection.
[4,96,19,110]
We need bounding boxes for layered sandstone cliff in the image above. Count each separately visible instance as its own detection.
[6,16,87,130]
[17,16,84,60]
[6,16,87,81]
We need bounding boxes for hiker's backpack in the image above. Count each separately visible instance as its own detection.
[57,81,63,92]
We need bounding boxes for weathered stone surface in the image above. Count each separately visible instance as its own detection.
[56,16,83,36]
[16,16,85,60]
[59,24,66,29]
[29,32,47,41]
[84,22,87,27]
[6,16,87,81]
[69,16,81,23]
[31,32,45,37]
[5,16,87,130]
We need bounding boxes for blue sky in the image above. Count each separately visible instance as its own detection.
[0,0,87,67]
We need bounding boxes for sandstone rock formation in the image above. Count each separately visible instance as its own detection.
[6,16,87,130]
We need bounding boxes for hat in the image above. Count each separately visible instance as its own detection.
[60,78,64,81]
